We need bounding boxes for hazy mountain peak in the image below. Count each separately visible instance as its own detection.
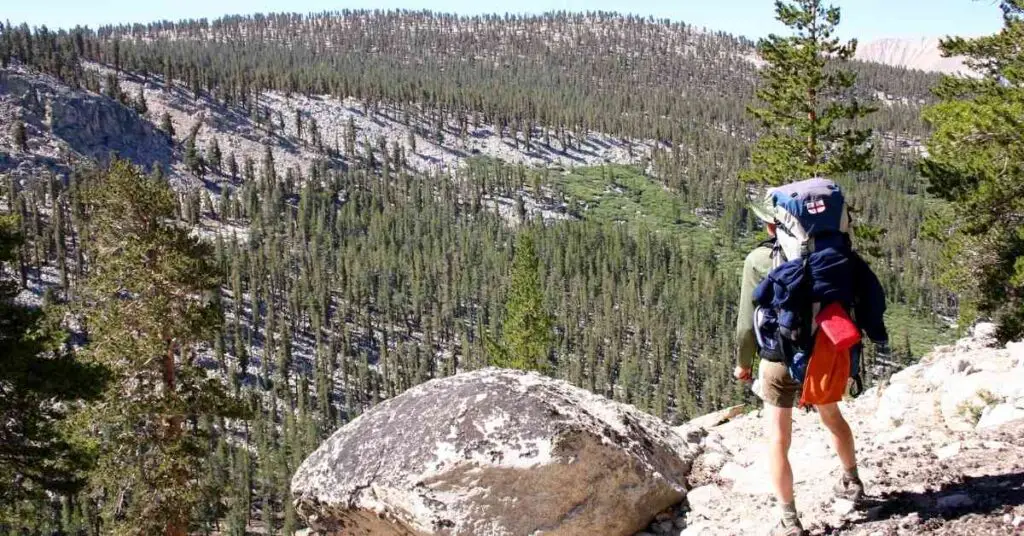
[856,36,969,75]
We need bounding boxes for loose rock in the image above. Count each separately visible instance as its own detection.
[832,499,856,516]
[292,368,697,536]
[934,441,962,460]
[976,403,1024,429]
[685,485,724,517]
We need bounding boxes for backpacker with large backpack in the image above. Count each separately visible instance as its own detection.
[751,177,887,405]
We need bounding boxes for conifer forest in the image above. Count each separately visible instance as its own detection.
[3,3,1018,534]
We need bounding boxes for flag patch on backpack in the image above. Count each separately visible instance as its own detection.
[805,199,826,214]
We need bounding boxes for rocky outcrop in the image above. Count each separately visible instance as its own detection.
[47,91,172,169]
[677,324,1024,535]
[293,326,1024,536]
[879,323,1024,432]
[292,368,699,536]
[0,66,173,178]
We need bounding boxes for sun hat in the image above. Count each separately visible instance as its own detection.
[749,190,776,223]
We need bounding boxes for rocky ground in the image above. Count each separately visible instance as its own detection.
[289,325,1024,536]
[642,324,1024,536]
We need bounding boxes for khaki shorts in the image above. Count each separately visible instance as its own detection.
[758,360,801,408]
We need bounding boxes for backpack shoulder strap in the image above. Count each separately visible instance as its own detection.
[770,240,787,268]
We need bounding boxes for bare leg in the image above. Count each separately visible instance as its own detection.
[765,402,795,504]
[817,402,856,471]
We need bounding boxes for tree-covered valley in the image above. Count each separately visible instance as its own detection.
[0,7,980,535]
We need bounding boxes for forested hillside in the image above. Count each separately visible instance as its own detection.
[0,10,956,534]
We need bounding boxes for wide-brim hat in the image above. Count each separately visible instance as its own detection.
[749,191,776,223]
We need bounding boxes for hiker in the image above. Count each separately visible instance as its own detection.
[734,178,891,536]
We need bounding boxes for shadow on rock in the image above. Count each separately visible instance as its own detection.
[847,471,1024,529]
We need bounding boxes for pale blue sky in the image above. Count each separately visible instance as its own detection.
[3,0,1005,41]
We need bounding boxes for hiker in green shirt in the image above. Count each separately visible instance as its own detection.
[734,194,866,536]
[734,238,773,380]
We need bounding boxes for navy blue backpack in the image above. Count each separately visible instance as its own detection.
[752,178,863,395]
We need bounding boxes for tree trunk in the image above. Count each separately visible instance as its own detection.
[163,338,187,536]
[807,0,820,167]
[808,86,818,166]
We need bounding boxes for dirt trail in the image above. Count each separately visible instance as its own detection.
[676,325,1024,536]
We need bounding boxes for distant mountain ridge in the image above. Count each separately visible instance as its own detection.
[856,37,969,75]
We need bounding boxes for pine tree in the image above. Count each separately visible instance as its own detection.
[261,144,277,186]
[921,0,1024,341]
[0,215,105,511]
[75,159,243,536]
[345,116,357,157]
[185,134,206,179]
[11,119,27,152]
[104,73,122,102]
[227,153,239,181]
[488,232,554,372]
[133,85,148,116]
[208,137,223,174]
[741,0,875,185]
[160,112,175,139]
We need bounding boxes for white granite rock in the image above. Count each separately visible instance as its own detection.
[977,403,1024,430]
[292,368,698,536]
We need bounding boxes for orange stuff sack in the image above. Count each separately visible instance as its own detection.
[799,334,851,407]
[816,302,861,351]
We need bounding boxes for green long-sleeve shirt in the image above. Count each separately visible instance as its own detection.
[735,245,774,369]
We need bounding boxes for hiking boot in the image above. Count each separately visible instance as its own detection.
[768,518,806,536]
[834,473,865,502]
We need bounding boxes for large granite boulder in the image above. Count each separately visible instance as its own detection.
[292,368,698,536]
